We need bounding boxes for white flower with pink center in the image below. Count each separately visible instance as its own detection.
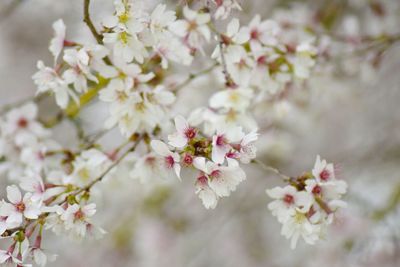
[194,157,246,197]
[2,103,49,142]
[211,126,244,164]
[237,129,259,163]
[0,185,42,225]
[62,48,98,93]
[195,175,219,209]
[60,203,101,240]
[266,185,312,223]
[169,6,211,52]
[305,179,347,202]
[151,140,181,180]
[243,14,280,52]
[168,115,197,148]
[20,172,46,202]
[213,0,242,20]
[312,155,336,183]
[130,153,167,184]
[32,61,75,109]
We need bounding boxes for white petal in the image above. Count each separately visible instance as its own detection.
[193,157,208,173]
[168,133,187,148]
[174,115,188,133]
[7,185,22,204]
[150,140,171,157]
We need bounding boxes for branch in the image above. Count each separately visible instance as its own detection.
[83,0,112,65]
[73,135,143,195]
[217,36,235,87]
[83,0,103,45]
[171,63,218,92]
[252,159,291,182]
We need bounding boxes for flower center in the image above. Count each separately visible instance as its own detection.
[216,135,226,146]
[15,202,26,212]
[210,170,221,178]
[319,169,330,181]
[257,56,267,65]
[215,0,223,6]
[183,154,193,165]
[283,194,294,205]
[226,151,239,159]
[165,155,175,169]
[312,185,322,195]
[250,29,259,40]
[184,127,196,139]
[197,175,208,186]
[188,21,198,31]
[74,210,84,221]
[17,118,28,128]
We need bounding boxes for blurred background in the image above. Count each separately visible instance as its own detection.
[0,0,400,266]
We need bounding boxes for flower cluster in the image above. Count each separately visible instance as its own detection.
[0,177,105,266]
[213,16,317,97]
[103,1,194,67]
[0,102,110,265]
[0,103,57,180]
[148,115,258,209]
[33,19,110,109]
[266,156,347,249]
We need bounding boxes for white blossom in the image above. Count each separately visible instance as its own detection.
[193,157,245,197]
[168,115,197,148]
[49,19,66,62]
[151,140,181,180]
[32,61,75,109]
[169,6,211,52]
[0,185,42,225]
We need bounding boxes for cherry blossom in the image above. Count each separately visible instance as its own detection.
[0,185,42,225]
[169,6,211,52]
[49,19,66,62]
[32,61,75,109]
[193,157,246,197]
[212,0,242,20]
[168,115,197,148]
[151,140,181,180]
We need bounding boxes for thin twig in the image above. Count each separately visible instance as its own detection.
[83,0,112,65]
[218,39,233,85]
[171,63,218,91]
[252,159,291,182]
[208,19,235,87]
[73,136,143,195]
[83,0,103,44]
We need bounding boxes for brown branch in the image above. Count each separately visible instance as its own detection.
[83,0,103,44]
[252,159,291,182]
[73,135,143,196]
[218,37,235,87]
[83,0,112,65]
[171,63,218,92]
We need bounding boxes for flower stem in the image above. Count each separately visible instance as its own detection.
[252,159,291,182]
